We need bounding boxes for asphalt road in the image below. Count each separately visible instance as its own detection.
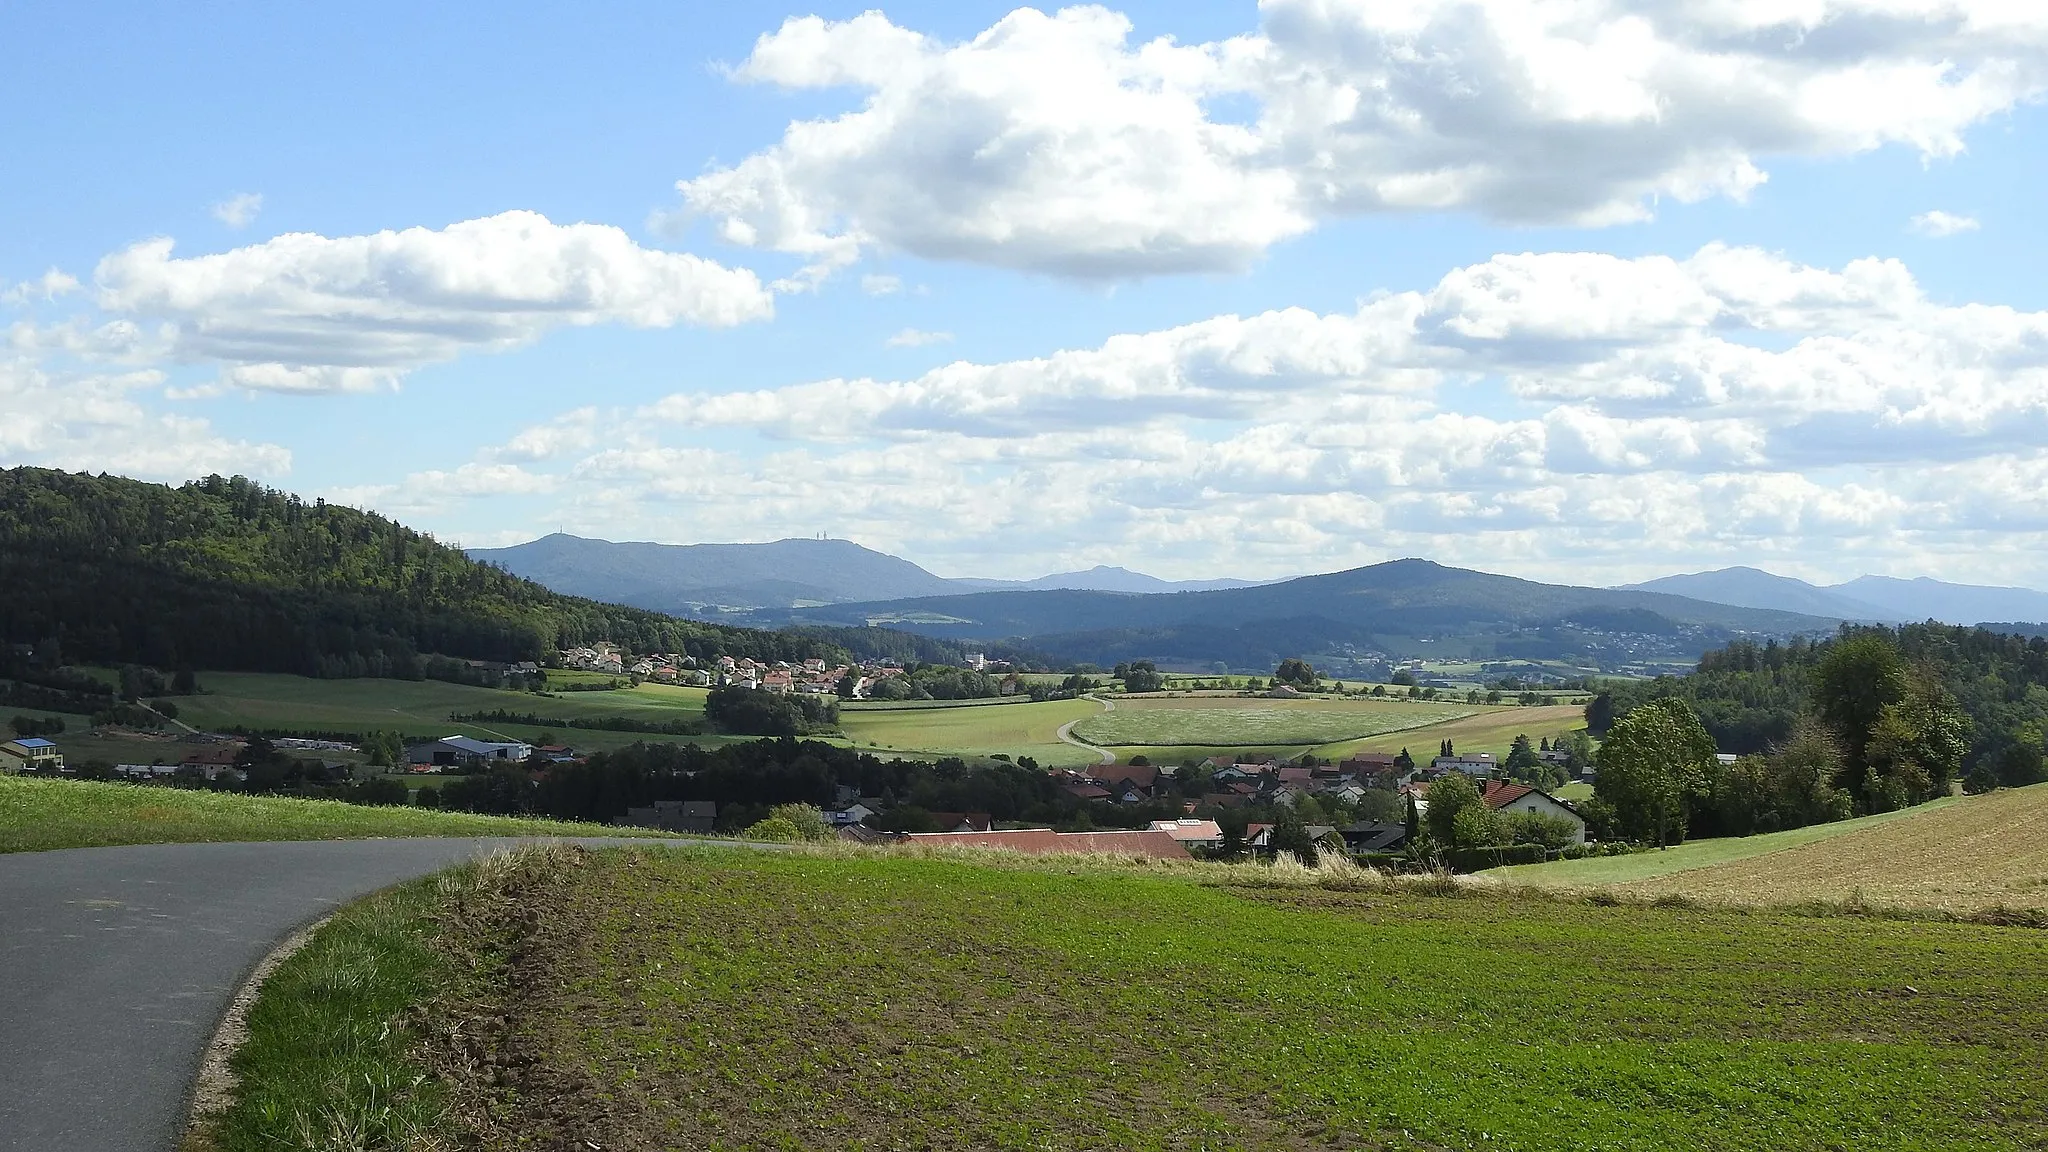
[0,836,703,1152]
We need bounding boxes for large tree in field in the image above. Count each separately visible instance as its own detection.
[1595,698,1717,846]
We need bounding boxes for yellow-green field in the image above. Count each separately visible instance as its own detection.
[1498,785,2048,913]
[837,697,1102,766]
[1072,695,1472,747]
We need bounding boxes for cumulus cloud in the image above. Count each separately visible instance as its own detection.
[94,210,775,393]
[0,355,291,480]
[211,192,264,229]
[859,273,902,296]
[2,269,83,305]
[396,244,2048,586]
[676,2,2048,277]
[1910,210,1981,237]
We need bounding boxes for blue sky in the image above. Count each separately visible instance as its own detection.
[5,1,2047,585]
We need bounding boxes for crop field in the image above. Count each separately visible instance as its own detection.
[1323,703,1586,760]
[1071,696,1474,748]
[1609,785,2048,914]
[0,775,679,853]
[271,846,2048,1151]
[169,671,712,751]
[837,697,1102,766]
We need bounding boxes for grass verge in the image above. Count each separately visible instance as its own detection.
[0,775,679,853]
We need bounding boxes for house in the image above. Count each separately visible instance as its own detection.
[1339,821,1410,854]
[617,800,717,834]
[927,812,993,833]
[1200,791,1249,809]
[836,823,889,844]
[1432,753,1498,777]
[405,735,534,770]
[899,828,1191,859]
[826,802,879,826]
[1266,684,1302,698]
[0,738,63,773]
[1099,763,1162,793]
[1062,782,1113,801]
[1479,781,1586,843]
[1146,818,1224,849]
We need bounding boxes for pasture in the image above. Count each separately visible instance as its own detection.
[221,845,2048,1151]
[1071,695,1473,747]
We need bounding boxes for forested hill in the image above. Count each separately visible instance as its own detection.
[0,468,844,676]
[1597,623,2048,769]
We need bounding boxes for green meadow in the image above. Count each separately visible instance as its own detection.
[1071,696,1474,747]
[214,846,2048,1151]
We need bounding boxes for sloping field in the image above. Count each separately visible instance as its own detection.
[1499,785,2048,913]
[225,846,2048,1151]
[1623,785,2048,912]
[1071,696,1472,747]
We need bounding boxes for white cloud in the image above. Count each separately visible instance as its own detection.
[94,210,775,393]
[0,355,291,480]
[396,243,2048,586]
[860,273,903,296]
[2,269,82,305]
[676,2,2048,278]
[210,192,264,229]
[885,327,952,348]
[1909,209,1981,237]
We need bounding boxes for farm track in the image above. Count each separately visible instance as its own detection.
[1055,694,1117,764]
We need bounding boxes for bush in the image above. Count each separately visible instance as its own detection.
[744,803,833,842]
[1444,843,1547,872]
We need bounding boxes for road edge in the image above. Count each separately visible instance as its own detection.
[178,912,336,1149]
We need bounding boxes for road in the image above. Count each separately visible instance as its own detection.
[0,836,722,1152]
[1056,693,1118,765]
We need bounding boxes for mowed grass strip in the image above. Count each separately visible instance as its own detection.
[176,671,709,734]
[0,775,679,853]
[1071,697,1474,748]
[421,847,2047,1151]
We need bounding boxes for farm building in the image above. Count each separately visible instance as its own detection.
[406,735,535,770]
[0,738,63,772]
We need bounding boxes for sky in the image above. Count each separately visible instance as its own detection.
[5,0,2048,586]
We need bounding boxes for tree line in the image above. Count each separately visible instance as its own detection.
[1586,625,2048,846]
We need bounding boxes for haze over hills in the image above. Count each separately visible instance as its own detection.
[774,558,1848,672]
[1623,567,2048,627]
[467,534,1266,613]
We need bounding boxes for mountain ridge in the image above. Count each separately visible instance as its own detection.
[1623,566,2048,627]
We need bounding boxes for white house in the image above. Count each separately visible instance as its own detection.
[1479,782,1586,844]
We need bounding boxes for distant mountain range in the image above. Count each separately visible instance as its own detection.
[467,534,1264,614]
[1621,567,2048,627]
[768,558,1845,671]
[470,534,2048,673]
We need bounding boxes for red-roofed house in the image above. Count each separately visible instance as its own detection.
[1480,781,1586,842]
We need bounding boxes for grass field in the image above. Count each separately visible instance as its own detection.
[218,845,2048,1151]
[1071,696,1474,748]
[837,697,1102,766]
[1496,786,2048,914]
[0,775,678,853]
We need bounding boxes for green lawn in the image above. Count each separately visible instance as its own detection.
[1072,697,1474,748]
[0,775,679,853]
[220,846,2048,1151]
[1495,794,1972,887]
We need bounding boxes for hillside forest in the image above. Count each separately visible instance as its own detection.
[0,468,845,678]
